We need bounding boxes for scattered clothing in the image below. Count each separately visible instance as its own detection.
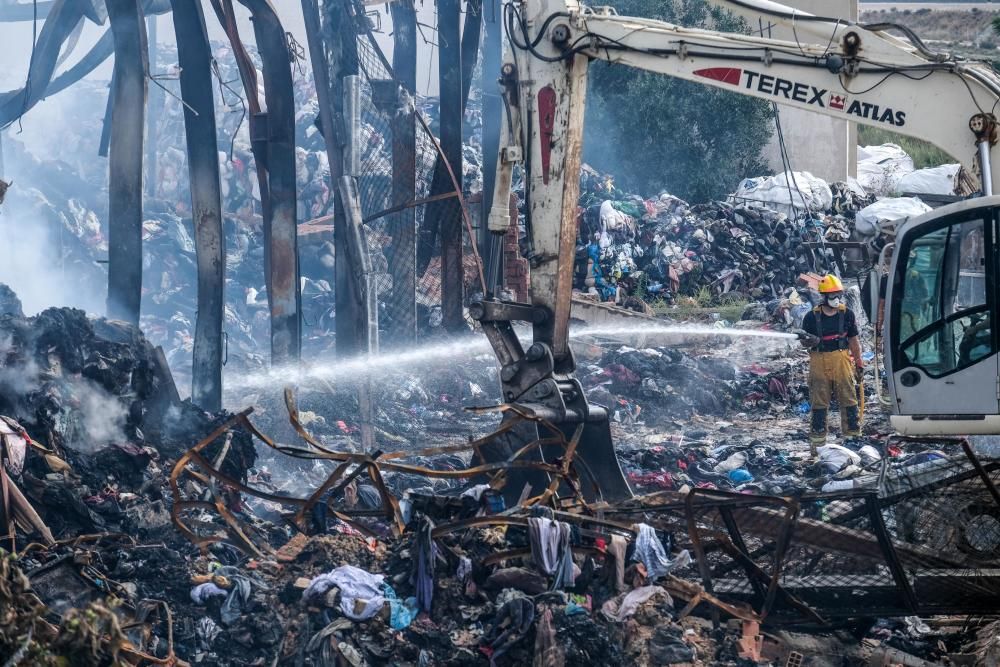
[302,565,386,621]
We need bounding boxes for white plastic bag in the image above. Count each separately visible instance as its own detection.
[897,164,960,195]
[732,171,832,217]
[856,143,915,194]
[855,197,932,237]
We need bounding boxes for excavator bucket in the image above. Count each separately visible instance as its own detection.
[479,412,632,506]
[469,302,633,505]
[476,402,632,506]
[563,418,633,501]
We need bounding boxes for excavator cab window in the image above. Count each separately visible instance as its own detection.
[893,214,993,378]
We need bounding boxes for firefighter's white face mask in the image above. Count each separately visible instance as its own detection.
[825,294,844,308]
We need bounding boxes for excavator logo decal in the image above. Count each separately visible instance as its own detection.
[693,67,907,127]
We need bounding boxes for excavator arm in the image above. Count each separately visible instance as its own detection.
[474,0,1000,499]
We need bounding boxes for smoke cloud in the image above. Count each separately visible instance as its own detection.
[0,193,107,316]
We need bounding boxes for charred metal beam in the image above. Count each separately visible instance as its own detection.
[418,0,483,289]
[105,0,147,325]
[144,14,159,198]
[460,0,483,108]
[0,1,166,124]
[47,28,113,97]
[480,0,503,293]
[171,0,225,411]
[303,0,370,359]
[388,0,416,345]
[437,0,464,331]
[98,69,114,158]
[238,0,301,365]
[322,0,362,357]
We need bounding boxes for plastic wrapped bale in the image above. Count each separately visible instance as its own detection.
[855,197,932,238]
[732,171,833,218]
[856,143,915,195]
[897,164,960,195]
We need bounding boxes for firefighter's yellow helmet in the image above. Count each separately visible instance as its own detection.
[817,274,844,293]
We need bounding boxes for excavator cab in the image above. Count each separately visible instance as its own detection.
[886,196,1000,434]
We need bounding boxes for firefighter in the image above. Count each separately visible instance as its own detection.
[797,274,864,456]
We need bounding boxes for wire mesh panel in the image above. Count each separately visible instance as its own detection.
[677,451,1000,622]
[346,31,478,344]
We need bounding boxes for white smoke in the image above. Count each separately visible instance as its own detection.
[75,380,129,450]
[0,192,107,316]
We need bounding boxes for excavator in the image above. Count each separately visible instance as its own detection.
[473,0,1000,502]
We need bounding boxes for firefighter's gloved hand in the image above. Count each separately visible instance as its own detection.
[794,329,819,347]
[855,365,864,383]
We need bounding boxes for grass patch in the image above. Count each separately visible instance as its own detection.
[652,289,751,323]
[858,125,954,169]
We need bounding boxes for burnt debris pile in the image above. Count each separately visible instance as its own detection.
[3,281,1000,664]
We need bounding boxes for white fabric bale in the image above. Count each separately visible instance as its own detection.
[855,197,932,237]
[897,164,960,195]
[857,143,915,194]
[732,171,832,217]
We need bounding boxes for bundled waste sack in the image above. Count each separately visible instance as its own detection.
[732,171,833,217]
[857,143,915,195]
[897,163,961,195]
[855,197,932,237]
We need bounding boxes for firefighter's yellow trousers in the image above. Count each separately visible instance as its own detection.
[808,349,860,448]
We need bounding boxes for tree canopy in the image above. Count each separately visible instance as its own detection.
[583,0,774,202]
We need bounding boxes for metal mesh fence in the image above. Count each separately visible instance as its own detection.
[341,23,487,346]
[666,448,1000,622]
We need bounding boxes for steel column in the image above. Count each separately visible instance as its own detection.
[239,0,301,366]
[480,0,504,293]
[145,14,160,198]
[171,0,225,410]
[437,0,464,330]
[388,0,417,345]
[106,0,147,325]
[324,0,362,356]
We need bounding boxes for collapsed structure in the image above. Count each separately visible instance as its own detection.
[4,0,1000,665]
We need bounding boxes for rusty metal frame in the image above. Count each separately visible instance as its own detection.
[169,392,600,557]
[685,488,800,622]
[863,491,919,613]
[238,0,301,365]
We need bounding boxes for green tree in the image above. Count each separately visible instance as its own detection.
[583,0,774,202]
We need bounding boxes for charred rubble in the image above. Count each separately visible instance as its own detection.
[2,280,1000,665]
[0,15,997,667]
